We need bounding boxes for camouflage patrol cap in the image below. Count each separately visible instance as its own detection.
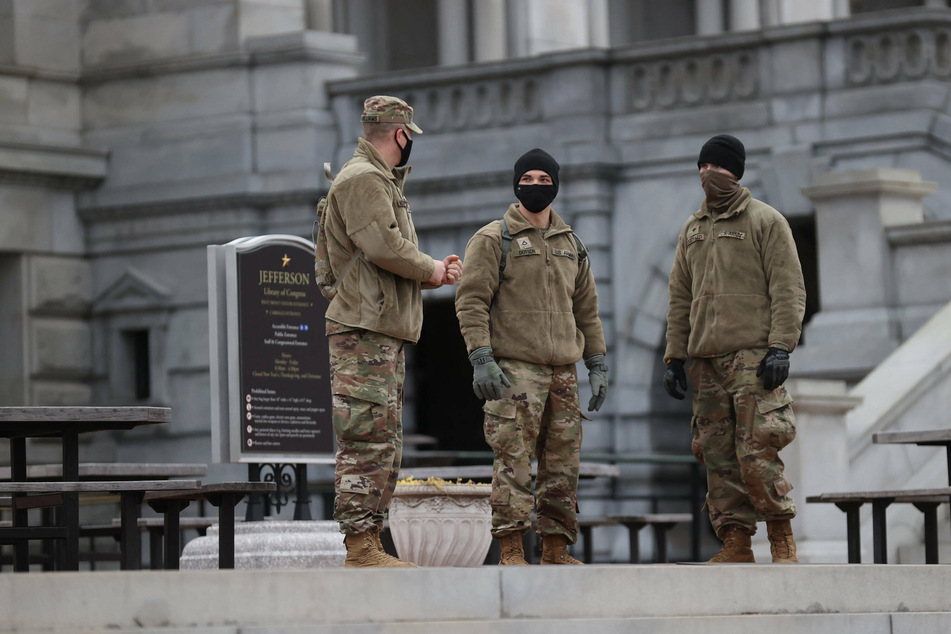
[361,95,423,134]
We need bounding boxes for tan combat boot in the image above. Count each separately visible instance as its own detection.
[540,535,583,565]
[344,531,416,568]
[767,519,799,563]
[498,533,529,565]
[707,525,755,563]
[370,527,417,568]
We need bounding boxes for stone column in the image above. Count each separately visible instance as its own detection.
[729,0,760,31]
[749,379,861,563]
[776,0,834,23]
[473,0,506,61]
[797,169,936,379]
[438,0,470,65]
[696,0,724,35]
[304,0,333,31]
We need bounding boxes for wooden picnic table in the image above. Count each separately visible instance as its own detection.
[0,463,207,481]
[873,429,951,485]
[400,461,620,481]
[0,406,170,571]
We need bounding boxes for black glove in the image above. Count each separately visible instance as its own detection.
[756,347,790,391]
[663,359,688,400]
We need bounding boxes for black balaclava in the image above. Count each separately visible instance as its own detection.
[513,148,560,213]
[697,135,745,211]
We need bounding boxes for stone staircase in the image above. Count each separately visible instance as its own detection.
[845,300,951,562]
[2,565,949,633]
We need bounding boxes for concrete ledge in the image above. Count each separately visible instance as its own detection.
[2,565,951,632]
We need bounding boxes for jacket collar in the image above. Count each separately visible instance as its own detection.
[693,187,752,221]
[504,204,572,237]
[355,137,411,187]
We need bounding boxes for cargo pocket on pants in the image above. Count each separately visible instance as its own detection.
[773,476,794,498]
[753,388,796,450]
[332,374,390,442]
[483,398,517,452]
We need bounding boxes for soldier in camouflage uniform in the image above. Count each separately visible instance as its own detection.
[323,96,463,567]
[663,135,806,563]
[455,149,608,565]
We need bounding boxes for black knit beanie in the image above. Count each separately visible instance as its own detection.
[513,148,560,196]
[697,134,745,180]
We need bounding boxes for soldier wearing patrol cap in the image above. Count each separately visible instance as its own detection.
[455,148,608,565]
[322,95,462,567]
[663,134,806,564]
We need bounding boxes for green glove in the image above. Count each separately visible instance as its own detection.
[584,354,609,412]
[469,347,511,401]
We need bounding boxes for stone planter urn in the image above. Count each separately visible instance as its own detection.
[389,482,492,567]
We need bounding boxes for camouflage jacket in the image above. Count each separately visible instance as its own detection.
[665,188,806,361]
[455,204,606,365]
[323,138,435,343]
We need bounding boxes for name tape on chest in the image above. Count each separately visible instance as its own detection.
[686,233,705,246]
[514,248,540,257]
[718,230,746,240]
[552,248,576,259]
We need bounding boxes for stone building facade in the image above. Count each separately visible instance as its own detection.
[2,0,951,557]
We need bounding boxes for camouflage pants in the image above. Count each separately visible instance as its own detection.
[483,359,583,543]
[328,329,404,535]
[689,348,797,538]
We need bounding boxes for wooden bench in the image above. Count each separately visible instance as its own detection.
[806,487,951,564]
[144,482,276,570]
[608,514,694,563]
[0,480,201,571]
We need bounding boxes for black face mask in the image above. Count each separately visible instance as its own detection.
[516,185,557,213]
[395,130,413,168]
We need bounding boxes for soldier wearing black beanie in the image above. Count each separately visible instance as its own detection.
[664,132,806,565]
[697,134,746,180]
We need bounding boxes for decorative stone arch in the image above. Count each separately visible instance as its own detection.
[616,233,693,453]
[92,268,172,405]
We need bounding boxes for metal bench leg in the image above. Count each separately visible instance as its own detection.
[208,493,241,569]
[579,525,593,564]
[913,502,940,565]
[835,501,863,564]
[119,491,144,570]
[61,432,80,571]
[622,522,646,564]
[163,501,189,570]
[651,523,676,563]
[148,527,164,571]
[871,498,893,564]
[10,437,29,572]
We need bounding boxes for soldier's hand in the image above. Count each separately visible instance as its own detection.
[663,359,688,400]
[469,347,511,401]
[429,258,447,286]
[442,255,462,285]
[584,354,609,412]
[756,347,790,391]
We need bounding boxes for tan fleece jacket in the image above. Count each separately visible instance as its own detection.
[455,204,606,365]
[323,138,435,343]
[665,188,806,361]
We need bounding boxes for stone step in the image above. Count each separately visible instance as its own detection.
[3,564,951,632]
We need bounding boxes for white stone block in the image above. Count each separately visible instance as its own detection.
[83,69,251,127]
[14,15,80,71]
[0,185,52,251]
[30,256,92,313]
[237,0,304,41]
[27,79,81,130]
[82,12,190,67]
[0,74,28,124]
[189,3,240,55]
[31,318,92,375]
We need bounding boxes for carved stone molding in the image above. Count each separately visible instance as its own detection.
[846,27,951,86]
[622,49,760,113]
[396,78,543,133]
